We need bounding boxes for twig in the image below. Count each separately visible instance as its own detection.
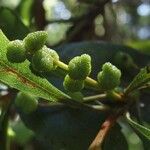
[83,94,106,102]
[88,115,118,150]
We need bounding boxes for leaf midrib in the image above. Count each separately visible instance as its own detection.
[0,60,68,101]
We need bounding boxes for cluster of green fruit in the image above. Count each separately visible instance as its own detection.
[7,31,122,113]
[63,54,91,92]
[7,31,59,73]
[64,57,121,92]
[7,31,121,92]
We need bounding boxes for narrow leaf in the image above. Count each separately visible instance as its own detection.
[126,113,150,140]
[125,67,150,94]
[0,29,69,101]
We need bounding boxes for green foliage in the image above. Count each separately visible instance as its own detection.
[127,40,150,56]
[0,29,69,102]
[12,120,34,146]
[126,113,150,140]
[24,31,48,55]
[68,54,91,80]
[97,62,121,90]
[63,75,84,92]
[125,67,150,94]
[18,104,107,150]
[16,0,34,26]
[15,92,38,114]
[6,40,26,63]
[0,7,29,40]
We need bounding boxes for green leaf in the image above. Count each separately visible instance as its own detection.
[18,103,107,150]
[11,120,34,145]
[0,29,69,101]
[102,124,128,150]
[125,67,150,94]
[16,0,34,26]
[126,113,150,141]
[0,7,29,40]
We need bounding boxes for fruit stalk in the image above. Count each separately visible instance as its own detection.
[54,59,99,88]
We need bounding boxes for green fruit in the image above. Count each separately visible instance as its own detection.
[6,40,26,63]
[24,31,48,55]
[97,62,121,90]
[42,46,59,69]
[31,48,54,73]
[15,92,38,114]
[68,54,91,80]
[63,75,84,92]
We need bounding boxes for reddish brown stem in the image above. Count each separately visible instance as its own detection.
[88,115,118,150]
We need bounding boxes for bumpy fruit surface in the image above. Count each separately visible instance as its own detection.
[68,54,91,80]
[15,92,38,114]
[63,75,84,92]
[97,62,121,90]
[6,40,26,63]
[42,46,59,69]
[31,48,54,72]
[24,31,48,55]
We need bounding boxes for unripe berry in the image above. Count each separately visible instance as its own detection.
[24,31,48,55]
[97,62,121,90]
[15,92,38,114]
[68,54,91,80]
[6,40,26,63]
[31,48,54,73]
[42,46,59,69]
[63,75,84,92]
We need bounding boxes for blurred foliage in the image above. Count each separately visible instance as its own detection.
[127,40,150,55]
[0,0,149,46]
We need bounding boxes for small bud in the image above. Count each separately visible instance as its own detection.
[15,92,38,114]
[6,40,26,63]
[24,31,48,55]
[68,54,91,80]
[97,62,121,90]
[63,75,84,92]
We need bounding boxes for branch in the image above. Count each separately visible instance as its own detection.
[83,94,106,102]
[88,115,118,150]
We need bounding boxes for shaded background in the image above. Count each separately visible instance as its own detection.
[0,0,149,49]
